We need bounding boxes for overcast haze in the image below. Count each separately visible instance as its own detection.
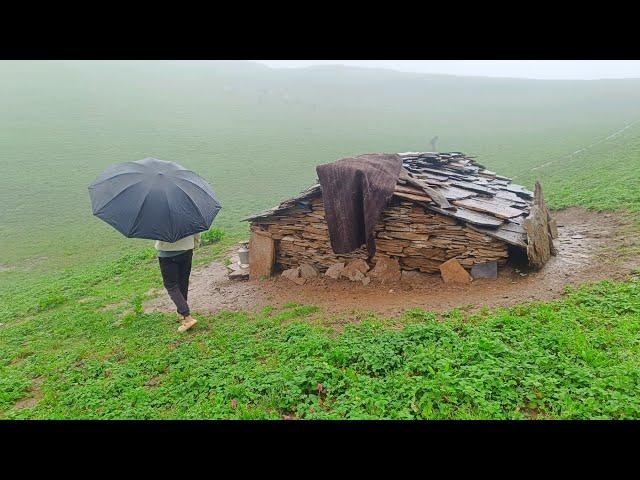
[253,60,640,80]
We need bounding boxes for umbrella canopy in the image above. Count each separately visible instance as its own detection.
[88,157,221,242]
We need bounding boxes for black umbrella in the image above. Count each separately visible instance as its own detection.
[88,157,221,242]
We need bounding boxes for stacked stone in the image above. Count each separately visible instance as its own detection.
[250,197,508,274]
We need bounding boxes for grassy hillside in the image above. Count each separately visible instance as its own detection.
[1,123,639,419]
[1,61,639,419]
[2,254,639,419]
[2,60,640,279]
[518,122,640,215]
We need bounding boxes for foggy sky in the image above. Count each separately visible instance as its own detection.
[253,60,640,80]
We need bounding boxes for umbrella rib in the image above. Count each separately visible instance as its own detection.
[93,180,146,215]
[89,171,145,189]
[122,161,156,172]
[126,183,158,238]
[173,176,220,207]
[163,188,176,241]
[172,172,217,197]
[172,182,208,228]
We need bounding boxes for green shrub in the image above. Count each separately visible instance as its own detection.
[200,227,226,246]
[34,293,67,312]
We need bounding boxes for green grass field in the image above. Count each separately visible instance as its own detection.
[1,236,638,419]
[1,61,639,419]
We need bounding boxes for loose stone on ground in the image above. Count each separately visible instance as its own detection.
[439,258,473,284]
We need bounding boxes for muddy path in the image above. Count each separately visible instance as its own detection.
[144,208,639,319]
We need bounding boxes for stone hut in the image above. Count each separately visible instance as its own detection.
[245,152,556,282]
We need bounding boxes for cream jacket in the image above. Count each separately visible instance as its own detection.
[155,233,201,251]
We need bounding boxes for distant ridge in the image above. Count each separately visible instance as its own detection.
[252,61,640,83]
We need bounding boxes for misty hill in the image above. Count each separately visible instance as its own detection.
[1,60,639,273]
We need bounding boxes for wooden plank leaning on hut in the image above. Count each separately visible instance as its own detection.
[398,167,454,210]
[467,224,528,249]
[426,205,504,228]
[450,180,496,196]
[436,185,478,201]
[393,191,433,203]
[452,197,524,219]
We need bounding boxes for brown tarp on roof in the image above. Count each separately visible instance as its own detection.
[316,153,403,256]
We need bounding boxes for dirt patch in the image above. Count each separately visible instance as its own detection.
[13,376,45,410]
[144,208,639,319]
[145,262,260,315]
[78,296,99,304]
[144,375,162,387]
[100,301,127,312]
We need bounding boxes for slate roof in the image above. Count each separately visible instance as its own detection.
[246,152,534,249]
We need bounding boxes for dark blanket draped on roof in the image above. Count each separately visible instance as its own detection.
[315,153,403,256]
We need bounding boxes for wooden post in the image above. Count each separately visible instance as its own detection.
[249,229,275,280]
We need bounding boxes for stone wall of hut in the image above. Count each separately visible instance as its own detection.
[250,196,509,273]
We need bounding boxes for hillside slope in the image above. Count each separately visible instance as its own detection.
[3,62,640,420]
[517,122,640,214]
[1,60,640,275]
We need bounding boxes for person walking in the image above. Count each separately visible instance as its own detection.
[156,233,201,332]
[89,157,221,332]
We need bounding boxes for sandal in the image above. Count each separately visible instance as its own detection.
[178,317,198,333]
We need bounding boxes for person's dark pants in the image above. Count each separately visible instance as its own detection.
[158,250,193,317]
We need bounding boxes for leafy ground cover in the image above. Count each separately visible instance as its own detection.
[2,62,640,419]
[2,125,640,419]
[1,233,639,419]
